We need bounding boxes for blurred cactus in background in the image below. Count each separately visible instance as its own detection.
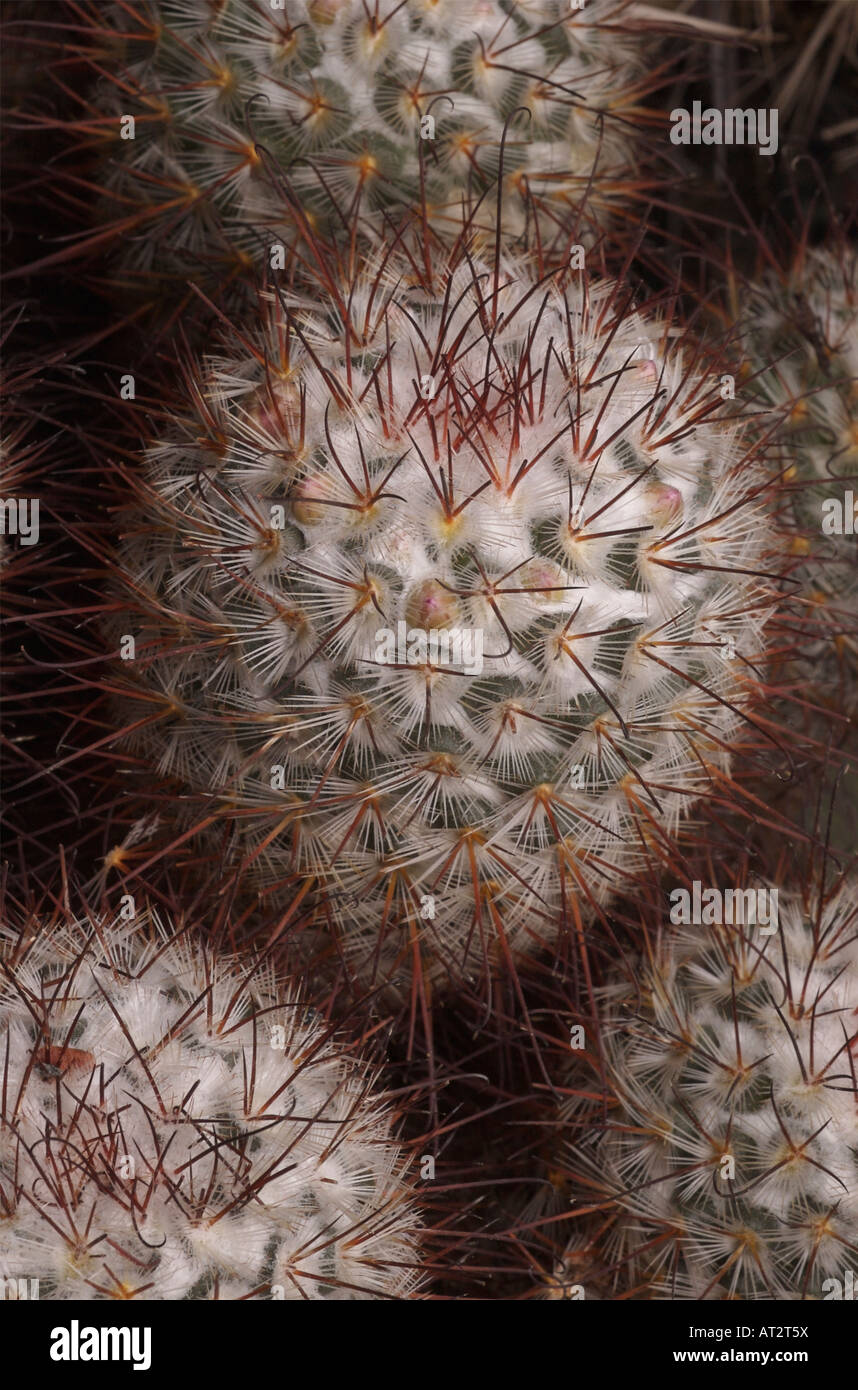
[29,0,669,321]
[740,241,857,688]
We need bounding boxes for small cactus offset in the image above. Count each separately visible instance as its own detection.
[61,0,661,296]
[560,878,858,1300]
[0,908,421,1299]
[741,242,858,674]
[111,238,788,989]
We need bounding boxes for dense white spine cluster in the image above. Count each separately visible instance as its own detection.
[114,243,784,986]
[0,912,421,1299]
[562,881,858,1299]
[93,0,654,267]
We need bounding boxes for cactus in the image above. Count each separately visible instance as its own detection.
[61,0,661,302]
[0,906,421,1299]
[109,236,788,990]
[560,878,858,1300]
[740,243,858,677]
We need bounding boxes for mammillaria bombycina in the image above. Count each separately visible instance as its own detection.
[109,235,791,991]
[558,879,858,1299]
[55,0,662,299]
[0,907,421,1298]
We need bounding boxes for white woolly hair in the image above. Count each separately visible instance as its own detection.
[0,909,421,1300]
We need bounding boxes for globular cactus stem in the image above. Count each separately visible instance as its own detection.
[109,231,790,993]
[0,906,422,1299]
[560,877,858,1300]
[53,0,665,308]
[740,241,858,678]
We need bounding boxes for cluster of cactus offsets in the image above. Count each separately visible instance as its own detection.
[740,242,858,678]
[3,0,858,1314]
[0,907,421,1299]
[557,878,858,1300]
[111,239,789,989]
[66,0,661,291]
